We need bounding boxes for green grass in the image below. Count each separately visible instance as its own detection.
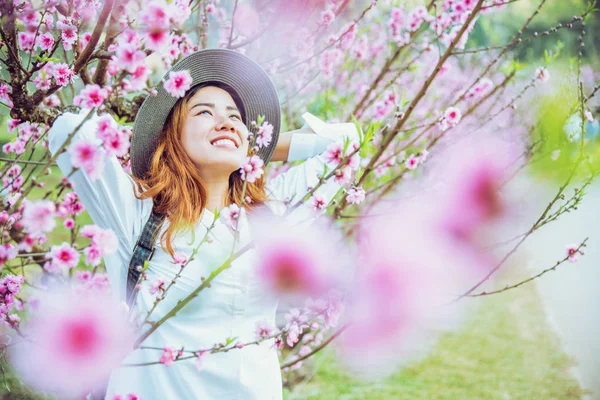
[284,284,584,400]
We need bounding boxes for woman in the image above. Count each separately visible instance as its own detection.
[48,49,358,399]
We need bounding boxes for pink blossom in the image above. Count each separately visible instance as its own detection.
[443,106,462,126]
[52,63,74,87]
[172,251,188,266]
[115,43,146,73]
[219,203,245,231]
[21,200,56,236]
[255,121,274,148]
[346,186,365,205]
[60,24,78,51]
[310,194,328,212]
[83,245,102,266]
[535,66,549,83]
[17,32,35,51]
[45,242,80,273]
[566,244,580,263]
[79,32,92,51]
[68,138,106,180]
[164,70,193,98]
[250,212,348,298]
[405,154,419,170]
[74,84,109,109]
[0,244,17,269]
[319,9,336,27]
[63,218,75,229]
[255,320,277,340]
[9,289,134,397]
[324,142,344,165]
[240,155,264,183]
[149,277,166,296]
[37,32,55,51]
[144,27,171,51]
[160,347,179,366]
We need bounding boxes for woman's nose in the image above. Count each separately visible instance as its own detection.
[215,115,236,132]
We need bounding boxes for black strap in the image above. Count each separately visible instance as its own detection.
[126,209,165,309]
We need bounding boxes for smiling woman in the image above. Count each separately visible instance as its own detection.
[46,49,360,400]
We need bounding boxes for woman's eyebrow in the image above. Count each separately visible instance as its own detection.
[190,102,240,112]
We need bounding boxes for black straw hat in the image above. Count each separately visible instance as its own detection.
[131,49,281,179]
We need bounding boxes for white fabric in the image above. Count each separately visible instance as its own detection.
[48,109,359,400]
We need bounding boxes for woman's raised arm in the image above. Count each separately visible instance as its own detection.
[266,112,360,217]
[48,109,152,252]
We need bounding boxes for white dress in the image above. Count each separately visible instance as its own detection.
[48,109,359,400]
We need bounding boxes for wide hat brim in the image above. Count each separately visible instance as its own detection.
[131,49,281,179]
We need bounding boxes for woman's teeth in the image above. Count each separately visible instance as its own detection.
[212,139,237,149]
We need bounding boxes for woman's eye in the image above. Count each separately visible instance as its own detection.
[197,110,211,116]
[230,115,240,120]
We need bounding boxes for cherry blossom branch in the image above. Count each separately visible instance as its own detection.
[335,0,486,219]
[134,242,253,347]
[280,324,348,370]
[468,238,588,297]
[452,15,582,55]
[452,0,548,107]
[29,0,115,108]
[274,1,375,73]
[140,217,219,326]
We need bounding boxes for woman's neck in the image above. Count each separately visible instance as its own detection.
[201,174,231,213]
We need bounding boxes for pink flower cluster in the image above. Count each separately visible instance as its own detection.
[324,138,361,186]
[240,155,265,183]
[96,116,131,157]
[139,0,191,51]
[160,346,183,366]
[0,274,24,325]
[80,224,119,267]
[73,84,110,109]
[255,121,274,148]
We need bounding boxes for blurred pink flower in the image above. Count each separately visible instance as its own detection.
[234,3,260,36]
[68,138,106,180]
[10,289,134,397]
[338,205,473,376]
[535,66,549,83]
[0,244,17,268]
[251,212,348,299]
[21,200,56,236]
[164,70,193,98]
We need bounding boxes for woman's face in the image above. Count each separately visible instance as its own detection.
[181,86,250,177]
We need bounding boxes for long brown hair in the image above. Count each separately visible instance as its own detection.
[131,82,269,257]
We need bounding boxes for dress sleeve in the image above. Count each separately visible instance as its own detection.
[48,108,151,251]
[266,113,360,216]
